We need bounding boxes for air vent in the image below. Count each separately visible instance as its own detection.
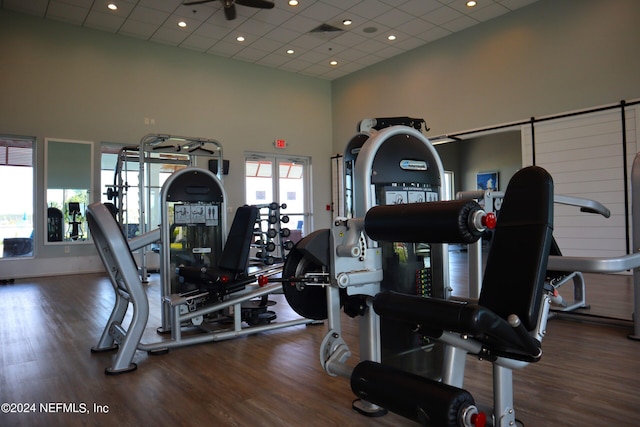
[308,23,344,40]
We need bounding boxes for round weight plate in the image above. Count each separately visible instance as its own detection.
[267,228,277,238]
[281,215,290,223]
[281,229,336,320]
[280,228,290,237]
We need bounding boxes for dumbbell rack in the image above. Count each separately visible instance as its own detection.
[251,202,295,266]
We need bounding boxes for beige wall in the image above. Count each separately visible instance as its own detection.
[0,10,333,275]
[331,0,640,153]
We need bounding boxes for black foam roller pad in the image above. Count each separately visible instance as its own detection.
[364,199,484,244]
[351,360,475,427]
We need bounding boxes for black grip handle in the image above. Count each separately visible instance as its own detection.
[364,199,485,244]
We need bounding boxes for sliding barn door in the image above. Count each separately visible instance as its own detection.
[522,106,638,258]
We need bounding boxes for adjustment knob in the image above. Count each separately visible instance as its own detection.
[482,212,497,229]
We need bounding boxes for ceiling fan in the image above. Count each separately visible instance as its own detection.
[182,0,275,21]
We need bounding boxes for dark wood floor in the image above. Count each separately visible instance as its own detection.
[0,250,638,426]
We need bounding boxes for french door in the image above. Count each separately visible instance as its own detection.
[245,153,311,243]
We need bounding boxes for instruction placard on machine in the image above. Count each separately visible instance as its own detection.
[174,203,219,226]
[384,185,438,205]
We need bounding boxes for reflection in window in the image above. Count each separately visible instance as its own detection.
[45,138,92,242]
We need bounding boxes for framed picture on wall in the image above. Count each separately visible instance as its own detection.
[477,171,498,191]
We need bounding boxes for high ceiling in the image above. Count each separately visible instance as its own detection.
[1,0,538,80]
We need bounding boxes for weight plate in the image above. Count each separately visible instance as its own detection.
[281,229,339,320]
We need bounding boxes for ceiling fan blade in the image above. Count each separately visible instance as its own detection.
[182,0,215,5]
[223,3,237,20]
[235,0,275,9]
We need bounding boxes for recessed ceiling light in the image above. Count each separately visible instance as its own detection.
[236,35,245,42]
[330,60,338,66]
[387,34,396,41]
[107,3,117,11]
[342,19,352,26]
[177,21,187,28]
[466,1,477,7]
[286,49,295,54]
[289,0,298,6]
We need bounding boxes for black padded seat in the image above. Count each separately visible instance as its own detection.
[176,205,259,296]
[373,166,554,362]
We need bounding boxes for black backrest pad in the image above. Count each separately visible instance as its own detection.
[217,205,259,273]
[478,166,554,331]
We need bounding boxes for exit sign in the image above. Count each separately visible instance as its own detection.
[274,139,287,149]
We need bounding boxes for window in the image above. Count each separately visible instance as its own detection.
[0,136,35,258]
[100,143,189,238]
[443,171,454,201]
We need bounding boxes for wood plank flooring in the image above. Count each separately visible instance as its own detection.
[0,250,638,426]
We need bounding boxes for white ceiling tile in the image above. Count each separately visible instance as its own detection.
[372,7,414,27]
[47,1,90,25]
[296,49,332,64]
[119,19,159,39]
[331,30,370,47]
[3,0,48,17]
[290,34,329,50]
[247,37,285,53]
[375,44,404,60]
[299,2,344,22]
[253,7,296,26]
[57,0,93,8]
[84,10,125,33]
[355,37,392,54]
[350,21,391,40]
[423,5,463,25]
[300,62,334,76]
[263,26,304,43]
[441,15,478,32]
[417,25,452,42]
[207,40,244,57]
[150,26,190,46]
[180,33,217,52]
[351,52,386,66]
[399,0,445,16]
[468,3,510,22]
[255,53,294,68]
[279,58,315,72]
[320,0,362,9]
[233,46,269,61]
[500,0,539,11]
[347,0,394,20]
[399,18,436,36]
[192,21,231,39]
[127,6,171,26]
[392,34,429,51]
[92,0,136,17]
[137,0,183,14]
[280,13,322,33]
[234,19,276,37]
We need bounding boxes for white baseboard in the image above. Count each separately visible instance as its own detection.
[1,256,105,279]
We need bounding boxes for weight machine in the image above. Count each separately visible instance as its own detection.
[280,165,554,426]
[89,139,315,373]
[103,134,225,278]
